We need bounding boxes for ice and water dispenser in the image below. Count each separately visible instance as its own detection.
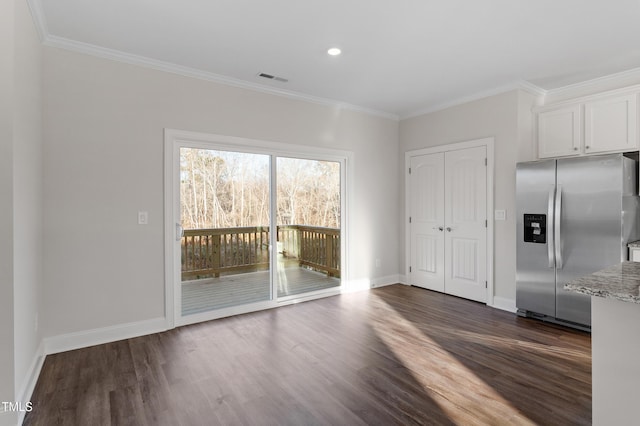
[523,214,546,244]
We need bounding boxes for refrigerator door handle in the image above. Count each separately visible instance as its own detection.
[548,185,555,268]
[555,185,563,269]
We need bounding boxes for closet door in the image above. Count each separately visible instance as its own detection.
[409,153,445,292]
[444,147,487,303]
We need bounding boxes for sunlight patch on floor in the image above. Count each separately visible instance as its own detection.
[372,297,536,425]
[420,323,590,362]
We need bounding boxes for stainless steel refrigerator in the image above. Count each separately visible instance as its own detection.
[516,153,639,329]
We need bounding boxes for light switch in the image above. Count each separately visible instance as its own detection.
[138,211,148,225]
[494,210,506,221]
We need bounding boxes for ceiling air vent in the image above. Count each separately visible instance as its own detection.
[258,72,288,83]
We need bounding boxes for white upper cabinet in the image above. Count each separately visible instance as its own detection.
[536,88,639,159]
[584,94,637,154]
[538,105,581,158]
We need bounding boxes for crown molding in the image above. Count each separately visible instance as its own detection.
[517,80,548,98]
[26,0,48,42]
[400,81,546,120]
[544,66,640,100]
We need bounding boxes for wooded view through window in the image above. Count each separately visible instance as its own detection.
[180,148,341,229]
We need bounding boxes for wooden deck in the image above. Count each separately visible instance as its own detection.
[181,225,340,281]
[182,266,340,316]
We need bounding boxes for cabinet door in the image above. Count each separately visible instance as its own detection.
[585,94,638,154]
[538,105,582,158]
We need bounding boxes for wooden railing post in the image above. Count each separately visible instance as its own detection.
[296,226,302,266]
[212,234,221,278]
[326,234,334,277]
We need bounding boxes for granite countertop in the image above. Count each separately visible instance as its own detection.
[564,261,640,304]
[628,240,640,248]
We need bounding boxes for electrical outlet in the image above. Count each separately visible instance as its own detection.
[138,211,149,225]
[494,210,506,221]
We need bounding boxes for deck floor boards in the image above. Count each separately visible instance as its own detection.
[24,285,591,425]
[182,266,340,315]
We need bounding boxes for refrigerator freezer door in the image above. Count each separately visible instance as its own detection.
[555,154,626,326]
[516,160,557,317]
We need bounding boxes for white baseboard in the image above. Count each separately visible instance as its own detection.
[371,274,403,288]
[15,340,45,425]
[43,317,168,355]
[341,275,403,293]
[490,296,517,313]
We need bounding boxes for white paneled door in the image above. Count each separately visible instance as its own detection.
[409,146,487,303]
[443,147,487,302]
[410,153,445,292]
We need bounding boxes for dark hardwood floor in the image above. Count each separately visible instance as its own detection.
[24,285,591,425]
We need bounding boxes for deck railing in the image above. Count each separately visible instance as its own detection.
[181,225,340,280]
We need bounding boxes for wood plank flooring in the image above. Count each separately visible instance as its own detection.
[24,285,591,425]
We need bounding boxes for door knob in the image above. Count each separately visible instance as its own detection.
[446,227,452,232]
[433,226,444,231]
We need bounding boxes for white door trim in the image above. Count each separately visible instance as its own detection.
[405,137,495,305]
[164,128,352,329]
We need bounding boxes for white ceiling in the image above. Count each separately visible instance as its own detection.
[32,0,640,118]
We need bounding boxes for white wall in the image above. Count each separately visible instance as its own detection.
[0,0,17,422]
[42,47,399,337]
[13,0,43,404]
[399,90,537,304]
[0,2,44,425]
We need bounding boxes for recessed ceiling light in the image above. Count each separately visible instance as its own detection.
[327,47,342,56]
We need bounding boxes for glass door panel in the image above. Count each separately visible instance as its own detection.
[180,148,271,315]
[276,157,341,297]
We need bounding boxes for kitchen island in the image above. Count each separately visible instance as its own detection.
[565,261,640,426]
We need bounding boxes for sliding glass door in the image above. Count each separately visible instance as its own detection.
[276,157,341,298]
[167,131,347,324]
